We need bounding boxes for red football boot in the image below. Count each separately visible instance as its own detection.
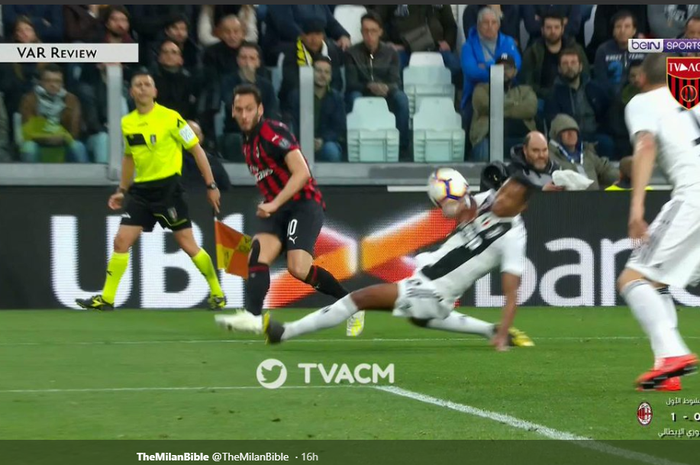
[636,354,698,391]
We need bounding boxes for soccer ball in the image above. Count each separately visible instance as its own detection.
[427,168,469,207]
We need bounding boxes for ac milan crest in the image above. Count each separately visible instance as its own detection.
[637,401,653,426]
[667,57,700,109]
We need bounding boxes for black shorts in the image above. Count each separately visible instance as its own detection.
[258,200,324,255]
[121,175,192,232]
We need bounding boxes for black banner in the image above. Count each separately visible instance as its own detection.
[1,187,698,310]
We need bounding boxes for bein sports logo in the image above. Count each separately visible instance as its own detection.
[637,401,653,426]
[255,359,395,390]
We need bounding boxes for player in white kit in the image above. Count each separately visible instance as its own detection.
[263,175,535,351]
[618,54,699,392]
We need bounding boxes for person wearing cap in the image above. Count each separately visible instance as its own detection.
[461,6,521,130]
[279,18,343,113]
[262,5,351,66]
[470,53,536,162]
[548,113,618,190]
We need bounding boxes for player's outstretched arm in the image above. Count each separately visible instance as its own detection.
[629,132,657,241]
[492,272,520,351]
[259,150,310,217]
[188,144,221,213]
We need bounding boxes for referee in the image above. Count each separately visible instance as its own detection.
[77,70,226,311]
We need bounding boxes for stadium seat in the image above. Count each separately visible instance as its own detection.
[333,5,367,45]
[403,66,454,118]
[412,98,465,163]
[347,97,399,162]
[408,52,444,67]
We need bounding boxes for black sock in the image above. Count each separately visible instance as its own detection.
[245,240,269,316]
[304,265,348,299]
[246,264,269,316]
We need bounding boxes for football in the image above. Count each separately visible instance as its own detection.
[427,168,470,207]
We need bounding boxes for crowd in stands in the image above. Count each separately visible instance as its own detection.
[0,4,697,183]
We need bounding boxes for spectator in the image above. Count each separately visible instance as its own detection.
[545,49,612,157]
[1,17,44,118]
[279,18,343,112]
[608,60,643,157]
[202,15,245,78]
[219,42,278,161]
[605,156,651,191]
[375,5,459,74]
[685,14,700,38]
[2,6,63,42]
[19,64,87,163]
[648,5,700,38]
[292,57,345,162]
[77,63,129,164]
[151,40,198,121]
[346,12,409,159]
[471,54,537,162]
[126,5,193,63]
[63,5,103,43]
[261,5,351,66]
[182,120,231,191]
[508,131,563,191]
[548,114,618,190]
[198,5,258,46]
[683,15,700,57]
[153,15,200,72]
[0,94,12,162]
[586,6,648,64]
[522,13,589,100]
[521,5,582,42]
[461,7,521,124]
[100,6,133,44]
[463,5,521,44]
[594,10,645,93]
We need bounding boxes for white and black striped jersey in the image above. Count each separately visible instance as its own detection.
[416,191,527,302]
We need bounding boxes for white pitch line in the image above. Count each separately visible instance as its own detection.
[375,386,688,465]
[0,335,692,348]
[0,385,355,394]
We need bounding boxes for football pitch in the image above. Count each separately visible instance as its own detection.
[0,307,698,444]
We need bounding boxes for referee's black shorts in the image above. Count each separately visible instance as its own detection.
[121,175,192,232]
[257,200,324,255]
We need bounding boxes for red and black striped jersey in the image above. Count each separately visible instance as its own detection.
[242,119,325,208]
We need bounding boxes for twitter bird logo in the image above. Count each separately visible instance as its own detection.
[256,359,288,389]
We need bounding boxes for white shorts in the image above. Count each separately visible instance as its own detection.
[393,274,453,320]
[627,198,700,288]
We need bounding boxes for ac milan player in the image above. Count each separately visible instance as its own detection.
[215,84,363,336]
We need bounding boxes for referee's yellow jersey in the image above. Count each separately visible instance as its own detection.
[121,103,199,183]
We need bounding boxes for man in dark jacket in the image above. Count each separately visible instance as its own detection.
[182,120,231,192]
[151,39,198,120]
[345,12,409,157]
[594,10,645,93]
[522,13,589,100]
[508,131,563,191]
[261,5,351,66]
[279,18,344,112]
[521,5,582,42]
[202,15,245,78]
[292,57,345,162]
[151,15,200,73]
[545,48,612,157]
[3,5,63,42]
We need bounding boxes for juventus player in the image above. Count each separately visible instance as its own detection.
[263,173,536,351]
[618,54,699,392]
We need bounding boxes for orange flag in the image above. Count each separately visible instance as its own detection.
[214,220,252,278]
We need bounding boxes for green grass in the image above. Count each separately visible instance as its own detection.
[0,307,698,442]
